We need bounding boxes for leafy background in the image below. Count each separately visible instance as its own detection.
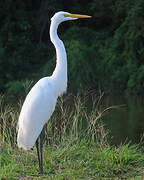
[0,0,144,99]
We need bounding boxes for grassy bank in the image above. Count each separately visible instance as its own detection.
[1,140,144,179]
[0,93,144,179]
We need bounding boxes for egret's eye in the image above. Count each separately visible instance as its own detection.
[64,14,69,17]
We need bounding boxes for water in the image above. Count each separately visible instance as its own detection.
[102,94,144,145]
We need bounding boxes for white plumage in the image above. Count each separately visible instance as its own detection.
[17,77,58,150]
[17,12,69,150]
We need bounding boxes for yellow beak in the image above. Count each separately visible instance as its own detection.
[67,14,91,19]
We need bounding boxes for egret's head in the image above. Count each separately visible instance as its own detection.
[51,11,91,24]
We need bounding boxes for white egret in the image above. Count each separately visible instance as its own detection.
[17,11,91,174]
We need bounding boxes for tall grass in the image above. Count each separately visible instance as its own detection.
[1,92,144,178]
[0,91,114,148]
[44,92,113,146]
[0,95,20,147]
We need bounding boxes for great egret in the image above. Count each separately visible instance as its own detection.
[17,11,91,174]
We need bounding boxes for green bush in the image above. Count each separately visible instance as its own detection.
[5,79,34,102]
[0,0,144,95]
[103,0,144,93]
[5,81,24,100]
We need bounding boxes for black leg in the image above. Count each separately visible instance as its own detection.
[36,128,55,176]
[36,129,45,175]
[39,131,44,174]
[36,138,41,173]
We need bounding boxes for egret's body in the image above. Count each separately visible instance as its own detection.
[18,77,57,150]
[17,11,91,174]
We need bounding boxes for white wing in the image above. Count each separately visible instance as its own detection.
[17,77,57,150]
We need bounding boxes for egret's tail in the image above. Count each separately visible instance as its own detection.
[17,127,34,150]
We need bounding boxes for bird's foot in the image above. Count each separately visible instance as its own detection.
[39,172,55,176]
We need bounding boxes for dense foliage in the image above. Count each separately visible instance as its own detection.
[0,0,144,97]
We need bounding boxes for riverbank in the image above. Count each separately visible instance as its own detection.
[0,93,144,179]
[1,140,144,179]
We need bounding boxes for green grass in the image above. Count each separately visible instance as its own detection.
[1,140,144,179]
[0,92,144,179]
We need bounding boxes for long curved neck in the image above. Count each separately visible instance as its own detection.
[50,20,67,96]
